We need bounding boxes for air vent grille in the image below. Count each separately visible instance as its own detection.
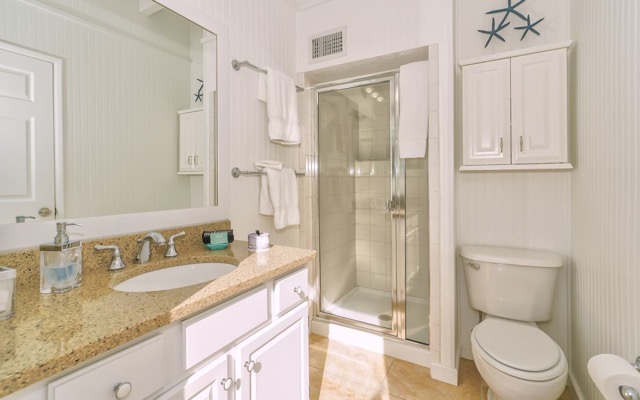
[309,27,346,63]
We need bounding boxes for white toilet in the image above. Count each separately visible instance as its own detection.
[460,246,568,400]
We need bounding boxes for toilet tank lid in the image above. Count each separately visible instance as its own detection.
[460,246,563,268]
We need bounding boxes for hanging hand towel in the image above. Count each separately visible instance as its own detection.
[265,168,300,230]
[257,68,301,145]
[255,160,283,171]
[259,174,274,216]
[398,61,429,158]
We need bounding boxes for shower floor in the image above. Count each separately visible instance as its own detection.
[324,286,430,344]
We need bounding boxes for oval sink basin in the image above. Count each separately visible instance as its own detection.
[113,263,236,292]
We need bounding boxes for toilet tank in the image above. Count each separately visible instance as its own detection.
[460,246,563,322]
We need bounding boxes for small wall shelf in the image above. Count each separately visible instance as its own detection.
[459,163,573,172]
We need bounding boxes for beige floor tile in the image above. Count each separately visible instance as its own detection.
[310,366,403,400]
[309,334,394,390]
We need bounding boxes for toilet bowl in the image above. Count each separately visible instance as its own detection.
[471,316,568,400]
[460,246,568,400]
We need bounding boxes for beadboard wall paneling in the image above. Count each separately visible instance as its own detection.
[216,0,301,246]
[570,1,640,398]
[1,0,195,218]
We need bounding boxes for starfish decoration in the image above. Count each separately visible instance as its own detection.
[478,17,510,48]
[514,15,545,40]
[194,79,204,102]
[486,0,528,22]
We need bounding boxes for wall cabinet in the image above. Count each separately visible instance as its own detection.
[178,108,205,175]
[460,43,571,171]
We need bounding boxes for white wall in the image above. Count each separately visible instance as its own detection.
[454,0,572,363]
[569,1,640,398]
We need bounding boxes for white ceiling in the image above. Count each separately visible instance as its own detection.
[295,0,331,11]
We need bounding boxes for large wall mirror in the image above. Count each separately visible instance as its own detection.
[0,0,218,225]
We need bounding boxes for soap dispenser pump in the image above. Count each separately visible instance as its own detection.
[39,222,83,294]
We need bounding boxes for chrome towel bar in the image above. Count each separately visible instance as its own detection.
[231,167,305,178]
[231,59,304,92]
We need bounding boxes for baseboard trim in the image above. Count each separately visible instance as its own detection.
[568,370,586,400]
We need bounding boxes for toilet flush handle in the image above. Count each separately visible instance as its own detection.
[465,261,481,270]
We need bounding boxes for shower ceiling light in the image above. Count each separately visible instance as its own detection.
[377,97,384,102]
[365,87,373,94]
[371,92,379,98]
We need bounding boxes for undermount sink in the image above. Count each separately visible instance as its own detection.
[113,263,236,293]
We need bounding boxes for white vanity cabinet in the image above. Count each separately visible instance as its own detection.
[178,108,204,175]
[460,42,571,171]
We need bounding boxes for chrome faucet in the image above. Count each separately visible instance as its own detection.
[135,231,166,264]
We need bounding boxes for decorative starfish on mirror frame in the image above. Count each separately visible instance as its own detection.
[194,79,203,103]
[478,17,510,48]
[514,15,545,40]
[486,0,528,22]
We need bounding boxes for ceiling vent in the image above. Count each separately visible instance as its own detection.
[309,26,346,63]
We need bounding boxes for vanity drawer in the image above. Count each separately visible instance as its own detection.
[183,286,269,369]
[48,335,165,400]
[274,267,308,316]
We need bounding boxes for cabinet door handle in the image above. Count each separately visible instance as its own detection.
[221,378,233,391]
[520,136,523,152]
[194,155,198,165]
[499,137,504,154]
[188,155,193,165]
[245,360,256,372]
[113,382,132,399]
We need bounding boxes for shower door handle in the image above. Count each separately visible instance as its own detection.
[384,200,396,213]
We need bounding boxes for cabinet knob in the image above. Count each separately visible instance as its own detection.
[221,378,233,391]
[113,382,132,399]
[293,286,303,295]
[244,360,256,372]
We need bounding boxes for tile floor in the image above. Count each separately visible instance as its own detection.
[309,334,573,400]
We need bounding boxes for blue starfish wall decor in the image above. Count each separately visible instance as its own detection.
[514,15,545,40]
[478,0,544,47]
[478,17,510,48]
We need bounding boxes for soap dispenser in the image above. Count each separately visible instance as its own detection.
[39,222,83,294]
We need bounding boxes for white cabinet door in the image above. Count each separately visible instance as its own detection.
[178,108,204,174]
[462,59,511,166]
[511,49,567,164]
[156,353,233,400]
[236,303,308,400]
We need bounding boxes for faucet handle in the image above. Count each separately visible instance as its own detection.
[94,245,126,270]
[165,231,186,258]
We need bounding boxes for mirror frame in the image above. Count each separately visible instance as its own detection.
[0,0,230,251]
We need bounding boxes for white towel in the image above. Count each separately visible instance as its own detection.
[255,160,283,171]
[258,68,301,145]
[263,168,299,230]
[398,61,429,158]
[259,174,274,216]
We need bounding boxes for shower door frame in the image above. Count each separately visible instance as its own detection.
[312,72,408,340]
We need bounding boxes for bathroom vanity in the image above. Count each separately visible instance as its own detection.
[0,238,315,400]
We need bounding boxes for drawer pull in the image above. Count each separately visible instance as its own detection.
[245,360,256,372]
[114,382,132,399]
[221,378,233,391]
[293,286,303,295]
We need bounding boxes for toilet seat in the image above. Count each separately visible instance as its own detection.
[472,318,567,382]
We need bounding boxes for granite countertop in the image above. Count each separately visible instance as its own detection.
[0,230,316,398]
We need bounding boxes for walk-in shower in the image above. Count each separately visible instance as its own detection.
[314,73,430,346]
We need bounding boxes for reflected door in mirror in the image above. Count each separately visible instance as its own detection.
[0,48,55,224]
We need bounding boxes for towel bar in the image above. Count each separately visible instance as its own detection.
[232,167,305,178]
[231,59,304,92]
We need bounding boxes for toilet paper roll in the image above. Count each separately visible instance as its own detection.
[588,354,640,400]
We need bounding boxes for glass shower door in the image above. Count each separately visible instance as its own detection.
[316,77,397,332]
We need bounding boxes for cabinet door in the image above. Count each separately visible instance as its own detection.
[462,59,511,166]
[511,49,567,164]
[155,353,233,400]
[236,303,308,400]
[178,110,204,174]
